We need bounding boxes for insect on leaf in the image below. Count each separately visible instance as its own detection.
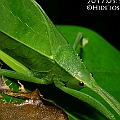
[0,0,120,120]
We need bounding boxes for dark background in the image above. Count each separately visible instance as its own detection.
[36,0,120,51]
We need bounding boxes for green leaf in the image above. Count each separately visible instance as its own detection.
[0,0,120,119]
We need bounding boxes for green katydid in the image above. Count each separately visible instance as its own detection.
[0,0,120,119]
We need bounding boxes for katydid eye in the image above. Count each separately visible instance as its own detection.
[79,81,84,86]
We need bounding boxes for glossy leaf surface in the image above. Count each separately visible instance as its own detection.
[0,0,120,119]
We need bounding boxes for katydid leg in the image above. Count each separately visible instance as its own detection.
[73,32,83,50]
[0,69,51,84]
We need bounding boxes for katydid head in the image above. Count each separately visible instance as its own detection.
[64,64,94,91]
[66,77,84,90]
[65,72,94,91]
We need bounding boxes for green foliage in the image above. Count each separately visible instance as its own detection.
[0,0,120,119]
